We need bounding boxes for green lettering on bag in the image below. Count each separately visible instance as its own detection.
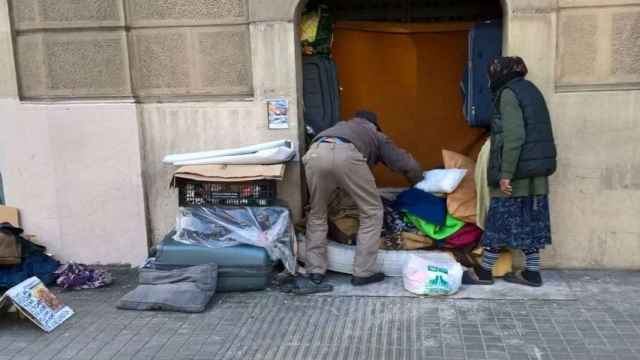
[427,265,448,274]
[426,275,450,294]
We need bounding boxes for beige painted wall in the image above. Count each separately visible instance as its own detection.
[504,0,640,268]
[0,1,148,265]
[0,101,149,265]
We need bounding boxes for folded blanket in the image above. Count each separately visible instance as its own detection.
[117,264,217,313]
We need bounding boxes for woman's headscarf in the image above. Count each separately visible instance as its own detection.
[487,56,528,93]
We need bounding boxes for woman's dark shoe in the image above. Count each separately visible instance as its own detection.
[462,268,494,285]
[351,272,385,286]
[504,271,543,287]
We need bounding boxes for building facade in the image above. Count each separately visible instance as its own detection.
[0,0,638,268]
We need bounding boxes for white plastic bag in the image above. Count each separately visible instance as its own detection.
[402,252,463,296]
[415,169,467,194]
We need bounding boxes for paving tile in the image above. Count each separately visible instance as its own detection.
[3,269,640,360]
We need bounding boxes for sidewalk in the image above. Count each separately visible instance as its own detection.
[1,269,640,360]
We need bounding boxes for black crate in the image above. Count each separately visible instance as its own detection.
[177,179,277,207]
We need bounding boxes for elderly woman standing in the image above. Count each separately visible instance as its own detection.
[464,56,557,287]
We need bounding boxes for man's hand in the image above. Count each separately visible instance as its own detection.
[500,178,513,196]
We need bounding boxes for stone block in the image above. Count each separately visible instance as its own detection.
[559,0,640,7]
[611,11,640,76]
[0,1,17,98]
[249,0,300,22]
[194,27,252,94]
[15,33,46,97]
[10,0,124,30]
[10,0,37,26]
[556,12,599,84]
[251,22,297,99]
[130,26,252,97]
[16,31,131,98]
[44,32,131,96]
[0,35,17,99]
[129,29,190,96]
[556,6,640,90]
[506,0,557,14]
[126,0,247,27]
[504,13,556,94]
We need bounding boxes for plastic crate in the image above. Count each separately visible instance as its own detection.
[177,179,277,207]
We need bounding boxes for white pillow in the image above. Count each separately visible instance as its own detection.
[415,169,468,194]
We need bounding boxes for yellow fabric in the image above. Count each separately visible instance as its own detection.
[475,139,491,230]
[300,13,320,43]
[494,251,513,278]
[400,232,434,250]
[470,247,513,278]
[443,150,477,223]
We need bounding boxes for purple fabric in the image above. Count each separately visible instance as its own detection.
[55,263,113,290]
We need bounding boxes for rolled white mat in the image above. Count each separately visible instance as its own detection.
[298,236,427,277]
[173,146,296,166]
[163,140,291,164]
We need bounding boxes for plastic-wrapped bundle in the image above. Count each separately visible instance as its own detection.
[173,206,296,273]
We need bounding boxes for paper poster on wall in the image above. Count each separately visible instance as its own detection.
[267,99,289,129]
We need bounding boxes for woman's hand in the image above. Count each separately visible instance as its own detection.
[500,178,513,196]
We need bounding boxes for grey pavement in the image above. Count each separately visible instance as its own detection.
[1,269,640,360]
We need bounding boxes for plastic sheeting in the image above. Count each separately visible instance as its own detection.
[173,206,296,273]
[173,146,295,166]
[163,140,294,165]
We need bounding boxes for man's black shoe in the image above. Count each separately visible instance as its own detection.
[351,272,385,286]
[309,273,325,284]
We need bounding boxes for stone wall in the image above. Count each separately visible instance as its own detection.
[546,0,640,268]
[556,1,640,91]
[1,0,640,267]
[500,0,640,269]
[9,0,253,99]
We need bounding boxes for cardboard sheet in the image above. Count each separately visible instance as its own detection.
[172,164,286,185]
[0,206,20,227]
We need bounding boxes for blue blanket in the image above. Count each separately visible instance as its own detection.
[393,188,447,226]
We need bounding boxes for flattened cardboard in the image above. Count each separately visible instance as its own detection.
[0,206,20,227]
[171,164,285,186]
[0,277,74,332]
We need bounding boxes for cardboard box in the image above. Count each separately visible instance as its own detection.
[171,164,286,186]
[0,206,20,227]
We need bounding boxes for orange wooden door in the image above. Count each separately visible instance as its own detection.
[332,22,486,187]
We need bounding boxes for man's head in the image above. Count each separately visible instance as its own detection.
[355,110,382,132]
